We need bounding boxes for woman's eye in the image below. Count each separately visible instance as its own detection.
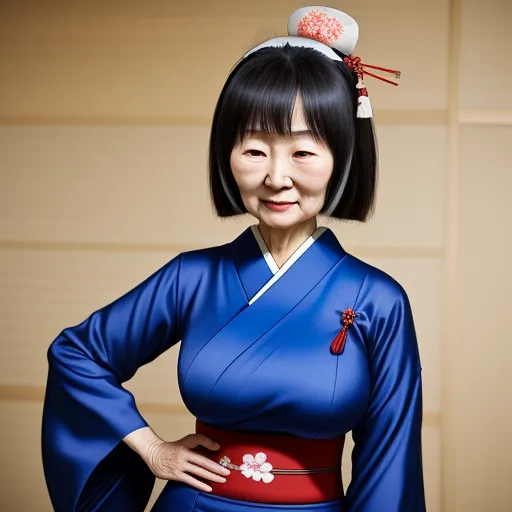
[244,149,266,157]
[294,151,315,158]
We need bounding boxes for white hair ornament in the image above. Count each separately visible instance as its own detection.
[243,6,401,119]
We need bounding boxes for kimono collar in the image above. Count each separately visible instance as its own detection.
[250,225,327,276]
[228,225,346,304]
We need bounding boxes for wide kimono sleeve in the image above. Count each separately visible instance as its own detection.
[345,285,426,511]
[41,254,183,512]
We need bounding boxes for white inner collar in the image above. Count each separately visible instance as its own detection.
[248,224,327,305]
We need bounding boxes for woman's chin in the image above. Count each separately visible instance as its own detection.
[255,210,305,230]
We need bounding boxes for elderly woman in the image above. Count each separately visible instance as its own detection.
[42,6,425,512]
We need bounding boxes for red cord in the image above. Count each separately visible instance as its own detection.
[344,55,401,87]
[360,63,401,78]
[361,70,399,86]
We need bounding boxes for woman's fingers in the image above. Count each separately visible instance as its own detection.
[183,461,229,483]
[143,434,231,492]
[177,471,214,493]
[145,441,229,478]
[187,450,231,477]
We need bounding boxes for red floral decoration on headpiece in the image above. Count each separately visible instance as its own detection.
[297,9,344,46]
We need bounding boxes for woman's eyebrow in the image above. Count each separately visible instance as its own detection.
[290,130,313,136]
[243,129,313,137]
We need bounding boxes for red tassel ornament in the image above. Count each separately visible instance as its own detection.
[330,308,358,355]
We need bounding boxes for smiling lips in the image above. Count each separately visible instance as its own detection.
[261,199,297,212]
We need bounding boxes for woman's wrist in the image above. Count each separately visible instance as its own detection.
[123,426,165,462]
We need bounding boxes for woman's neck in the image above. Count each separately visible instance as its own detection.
[257,218,318,268]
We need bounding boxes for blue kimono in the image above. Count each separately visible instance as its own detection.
[42,226,425,511]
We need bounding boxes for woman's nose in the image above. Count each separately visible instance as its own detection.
[264,158,293,189]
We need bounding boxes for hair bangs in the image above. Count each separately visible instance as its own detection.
[231,48,351,147]
[231,58,298,143]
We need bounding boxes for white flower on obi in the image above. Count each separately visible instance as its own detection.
[240,452,274,483]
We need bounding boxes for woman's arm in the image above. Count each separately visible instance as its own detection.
[42,254,183,512]
[345,286,426,511]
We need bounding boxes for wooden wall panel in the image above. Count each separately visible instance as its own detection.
[455,126,512,511]
[0,126,252,246]
[0,402,51,511]
[328,125,446,249]
[0,0,448,121]
[0,125,445,248]
[0,248,179,385]
[459,0,512,110]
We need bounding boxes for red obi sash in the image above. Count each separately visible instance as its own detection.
[194,419,345,504]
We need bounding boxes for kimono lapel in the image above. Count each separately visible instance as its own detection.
[182,227,347,409]
[228,226,346,323]
[229,227,275,302]
[247,226,328,305]
[230,225,331,304]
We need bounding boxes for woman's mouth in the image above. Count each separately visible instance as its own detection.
[261,200,297,212]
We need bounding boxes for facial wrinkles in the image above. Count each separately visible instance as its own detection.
[234,136,330,201]
[230,97,334,227]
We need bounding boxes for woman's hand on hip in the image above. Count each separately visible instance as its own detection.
[144,434,231,492]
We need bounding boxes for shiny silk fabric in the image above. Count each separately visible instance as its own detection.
[42,227,426,511]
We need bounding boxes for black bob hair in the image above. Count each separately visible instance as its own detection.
[208,44,378,220]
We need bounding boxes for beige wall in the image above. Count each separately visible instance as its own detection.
[0,1,510,511]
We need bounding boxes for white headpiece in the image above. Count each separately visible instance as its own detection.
[243,6,401,119]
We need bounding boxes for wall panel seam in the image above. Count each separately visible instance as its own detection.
[441,0,461,509]
[0,240,444,259]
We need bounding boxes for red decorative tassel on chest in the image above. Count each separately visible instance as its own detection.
[330,308,357,355]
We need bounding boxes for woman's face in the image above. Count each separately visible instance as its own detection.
[230,98,334,231]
